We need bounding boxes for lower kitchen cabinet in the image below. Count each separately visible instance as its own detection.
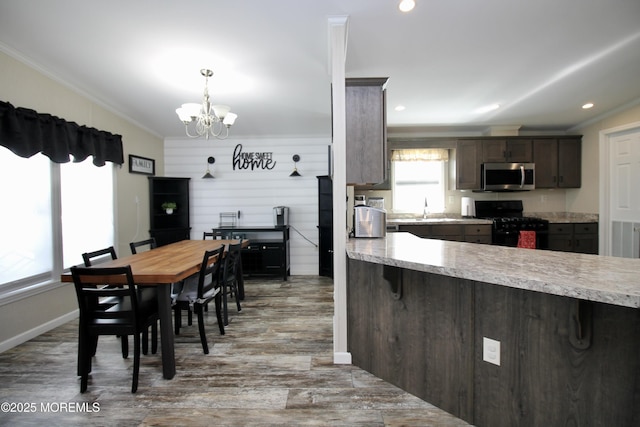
[398,223,492,244]
[548,222,598,254]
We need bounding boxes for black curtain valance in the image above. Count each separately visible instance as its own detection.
[0,100,124,166]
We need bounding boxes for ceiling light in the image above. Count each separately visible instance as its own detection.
[582,102,594,109]
[395,105,406,111]
[176,69,238,140]
[399,0,415,12]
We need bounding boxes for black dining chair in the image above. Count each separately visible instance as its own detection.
[172,245,226,354]
[82,246,157,357]
[71,265,159,393]
[219,240,243,326]
[129,238,157,254]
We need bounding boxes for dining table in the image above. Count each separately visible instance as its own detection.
[61,238,248,380]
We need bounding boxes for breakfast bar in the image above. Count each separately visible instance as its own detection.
[346,233,640,427]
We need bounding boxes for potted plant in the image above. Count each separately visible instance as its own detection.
[161,202,176,214]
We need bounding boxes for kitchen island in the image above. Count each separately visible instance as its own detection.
[346,233,640,427]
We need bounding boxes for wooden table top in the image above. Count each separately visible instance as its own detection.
[61,239,248,285]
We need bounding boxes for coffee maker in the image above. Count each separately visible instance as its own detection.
[273,206,289,227]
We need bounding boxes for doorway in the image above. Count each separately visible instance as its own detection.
[600,121,640,257]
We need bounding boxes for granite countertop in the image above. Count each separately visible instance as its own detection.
[387,213,598,225]
[346,233,640,308]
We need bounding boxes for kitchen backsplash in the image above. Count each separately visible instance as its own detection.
[356,188,590,218]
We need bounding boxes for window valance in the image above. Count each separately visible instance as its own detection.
[0,100,124,166]
[391,148,449,162]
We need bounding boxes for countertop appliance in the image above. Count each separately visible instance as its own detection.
[273,206,289,226]
[482,162,535,191]
[475,200,548,248]
[461,197,475,217]
[354,206,386,238]
[368,197,384,210]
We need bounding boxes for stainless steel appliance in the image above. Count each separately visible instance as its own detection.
[354,206,386,238]
[475,200,548,248]
[482,162,535,191]
[273,206,289,226]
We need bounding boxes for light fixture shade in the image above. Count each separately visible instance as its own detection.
[223,112,238,126]
[202,156,215,179]
[175,107,193,123]
[290,154,301,177]
[212,105,231,119]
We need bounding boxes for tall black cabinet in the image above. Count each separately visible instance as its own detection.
[317,175,333,277]
[148,177,191,246]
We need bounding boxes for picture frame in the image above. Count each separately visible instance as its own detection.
[129,154,155,175]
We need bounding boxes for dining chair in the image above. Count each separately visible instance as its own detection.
[82,246,117,267]
[82,246,157,357]
[71,265,160,393]
[219,241,243,326]
[129,237,157,254]
[172,245,226,354]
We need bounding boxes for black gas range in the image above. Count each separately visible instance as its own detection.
[475,200,549,249]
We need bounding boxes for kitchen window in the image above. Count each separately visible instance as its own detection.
[392,148,448,214]
[0,147,114,300]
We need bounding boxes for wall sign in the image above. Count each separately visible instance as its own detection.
[232,144,276,170]
[128,154,155,175]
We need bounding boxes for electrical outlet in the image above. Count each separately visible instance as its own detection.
[540,195,547,203]
[483,337,501,366]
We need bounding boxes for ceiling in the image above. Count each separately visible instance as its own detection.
[1,0,639,139]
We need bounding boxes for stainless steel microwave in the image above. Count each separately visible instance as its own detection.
[481,162,535,191]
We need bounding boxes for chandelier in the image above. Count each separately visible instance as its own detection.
[175,69,238,140]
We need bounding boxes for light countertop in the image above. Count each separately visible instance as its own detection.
[346,233,640,308]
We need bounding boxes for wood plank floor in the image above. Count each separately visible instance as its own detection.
[0,276,470,426]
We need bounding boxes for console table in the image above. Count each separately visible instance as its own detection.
[212,226,290,280]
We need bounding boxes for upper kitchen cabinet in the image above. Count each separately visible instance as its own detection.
[482,139,532,163]
[456,139,482,190]
[346,77,388,185]
[533,137,581,188]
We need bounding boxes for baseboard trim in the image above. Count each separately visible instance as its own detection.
[333,351,352,364]
[0,310,78,353]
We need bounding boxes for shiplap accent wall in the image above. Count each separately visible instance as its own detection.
[164,136,331,275]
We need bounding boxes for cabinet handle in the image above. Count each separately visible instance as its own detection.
[560,176,564,183]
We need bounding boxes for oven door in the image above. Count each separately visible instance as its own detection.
[493,229,548,249]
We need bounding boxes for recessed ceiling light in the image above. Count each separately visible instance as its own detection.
[582,102,594,109]
[475,103,500,114]
[399,0,415,13]
[395,105,406,111]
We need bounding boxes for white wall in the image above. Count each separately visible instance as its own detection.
[164,136,330,275]
[0,49,163,350]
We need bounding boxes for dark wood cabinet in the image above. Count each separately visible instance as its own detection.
[482,139,532,163]
[456,136,582,190]
[455,139,482,190]
[557,138,581,188]
[148,177,191,246]
[397,223,492,244]
[548,222,598,254]
[212,226,290,280]
[533,137,581,188]
[346,77,388,185]
[317,176,333,277]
